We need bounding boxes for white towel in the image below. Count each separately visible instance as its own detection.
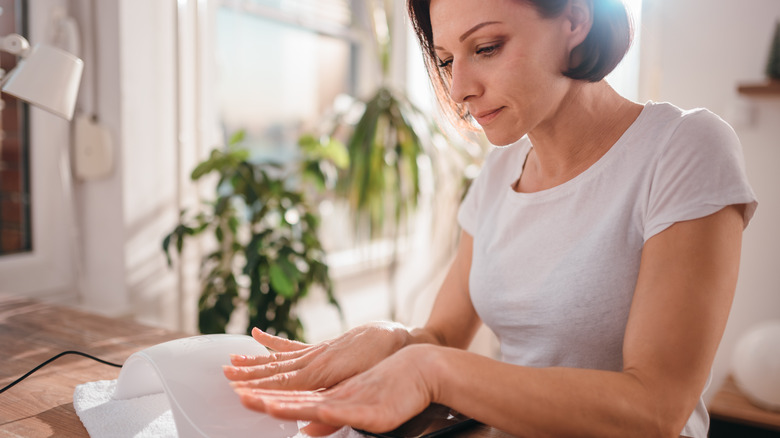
[73,379,176,437]
[73,379,366,438]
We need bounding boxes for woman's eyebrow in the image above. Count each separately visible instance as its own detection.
[458,21,501,42]
[434,21,502,51]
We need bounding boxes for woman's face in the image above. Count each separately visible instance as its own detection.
[430,0,579,146]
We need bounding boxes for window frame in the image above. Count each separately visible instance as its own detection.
[0,0,76,298]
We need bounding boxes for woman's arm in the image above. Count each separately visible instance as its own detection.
[431,204,745,436]
[410,230,483,349]
[225,231,482,391]
[236,205,745,437]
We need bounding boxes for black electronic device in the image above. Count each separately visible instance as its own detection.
[359,404,478,438]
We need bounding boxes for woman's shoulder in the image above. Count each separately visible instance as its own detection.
[634,101,741,158]
[637,101,756,239]
[640,101,736,138]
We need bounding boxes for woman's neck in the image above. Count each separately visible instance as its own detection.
[517,81,643,193]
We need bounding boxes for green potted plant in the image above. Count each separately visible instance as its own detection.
[766,20,780,80]
[300,0,477,320]
[163,131,345,341]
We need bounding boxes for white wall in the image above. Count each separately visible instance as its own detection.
[67,0,129,315]
[117,0,181,328]
[640,0,780,401]
[64,0,183,328]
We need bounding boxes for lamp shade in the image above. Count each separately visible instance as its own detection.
[1,44,83,120]
[732,320,780,411]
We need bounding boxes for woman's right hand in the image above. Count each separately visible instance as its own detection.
[223,322,411,391]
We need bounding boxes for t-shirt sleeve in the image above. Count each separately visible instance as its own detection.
[644,109,758,242]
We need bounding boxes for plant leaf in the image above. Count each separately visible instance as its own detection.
[269,264,295,298]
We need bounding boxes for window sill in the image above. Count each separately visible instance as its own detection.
[326,236,412,280]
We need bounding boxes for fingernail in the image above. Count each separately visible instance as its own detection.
[239,391,266,409]
[230,354,247,361]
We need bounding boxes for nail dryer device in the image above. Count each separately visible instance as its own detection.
[113,334,298,438]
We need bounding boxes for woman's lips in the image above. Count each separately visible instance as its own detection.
[473,107,505,126]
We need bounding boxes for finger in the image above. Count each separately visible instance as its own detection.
[237,387,354,417]
[226,350,330,388]
[252,327,310,352]
[237,390,330,422]
[237,388,403,433]
[223,362,299,382]
[224,352,318,381]
[265,400,330,422]
[235,387,322,398]
[236,389,268,413]
[228,370,318,391]
[235,389,323,415]
[230,339,322,366]
[260,395,398,434]
[229,349,306,366]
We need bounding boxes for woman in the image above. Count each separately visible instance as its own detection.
[224,0,757,436]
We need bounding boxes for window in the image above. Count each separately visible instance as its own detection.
[0,0,75,296]
[0,0,31,256]
[216,0,370,161]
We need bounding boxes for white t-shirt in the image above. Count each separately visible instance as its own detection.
[457,101,757,437]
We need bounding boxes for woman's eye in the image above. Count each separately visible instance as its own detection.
[476,43,501,56]
[437,42,501,70]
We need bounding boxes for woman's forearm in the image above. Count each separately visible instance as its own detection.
[423,345,691,438]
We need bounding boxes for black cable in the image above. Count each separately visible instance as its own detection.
[0,350,123,395]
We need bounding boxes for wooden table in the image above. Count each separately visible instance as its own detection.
[708,374,780,436]
[0,296,513,438]
[0,295,185,437]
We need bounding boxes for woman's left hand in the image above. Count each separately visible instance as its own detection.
[232,344,440,436]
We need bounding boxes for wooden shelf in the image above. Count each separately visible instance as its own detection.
[738,80,780,96]
[709,375,780,431]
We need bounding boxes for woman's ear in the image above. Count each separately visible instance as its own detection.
[564,0,593,51]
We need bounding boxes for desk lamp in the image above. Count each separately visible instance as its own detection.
[0,33,83,120]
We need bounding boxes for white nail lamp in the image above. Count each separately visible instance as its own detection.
[0,33,84,120]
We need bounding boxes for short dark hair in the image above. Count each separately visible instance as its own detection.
[407,0,633,124]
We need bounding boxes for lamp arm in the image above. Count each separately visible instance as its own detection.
[0,33,31,57]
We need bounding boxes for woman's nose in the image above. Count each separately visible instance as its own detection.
[449,61,481,104]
